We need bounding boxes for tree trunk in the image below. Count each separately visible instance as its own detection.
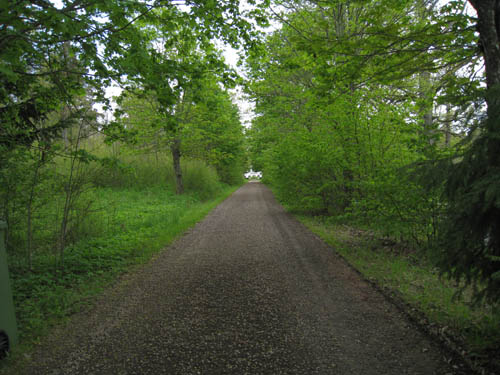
[444,104,453,147]
[469,0,500,113]
[417,1,435,145]
[171,138,184,195]
[59,122,85,267]
[26,153,43,272]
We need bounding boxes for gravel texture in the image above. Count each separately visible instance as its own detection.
[23,182,457,374]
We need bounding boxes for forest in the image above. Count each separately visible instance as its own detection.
[1,0,500,371]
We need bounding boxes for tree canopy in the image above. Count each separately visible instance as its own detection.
[245,0,500,304]
[0,0,266,152]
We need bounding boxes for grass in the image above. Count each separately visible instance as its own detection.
[1,184,240,371]
[296,215,500,372]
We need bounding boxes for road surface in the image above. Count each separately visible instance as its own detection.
[22,182,458,374]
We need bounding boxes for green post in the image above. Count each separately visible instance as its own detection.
[0,221,18,357]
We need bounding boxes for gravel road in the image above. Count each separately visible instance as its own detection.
[23,182,457,374]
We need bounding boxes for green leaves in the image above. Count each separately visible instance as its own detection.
[117,74,246,185]
[245,0,500,306]
[1,0,265,154]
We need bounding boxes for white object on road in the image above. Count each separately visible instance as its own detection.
[244,170,262,179]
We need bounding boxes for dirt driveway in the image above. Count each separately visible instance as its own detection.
[19,182,460,374]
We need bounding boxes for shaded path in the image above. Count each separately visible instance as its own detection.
[25,182,455,374]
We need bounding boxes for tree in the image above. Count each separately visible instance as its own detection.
[181,82,246,184]
[436,1,500,303]
[0,0,266,157]
[469,1,500,97]
[113,8,240,193]
[0,1,139,151]
[246,0,497,258]
[117,75,245,188]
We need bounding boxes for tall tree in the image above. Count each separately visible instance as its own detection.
[114,9,238,193]
[437,1,500,303]
[469,1,500,97]
[0,0,266,155]
[118,78,245,187]
[246,0,491,260]
[0,0,267,263]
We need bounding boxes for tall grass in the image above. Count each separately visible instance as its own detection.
[6,146,225,257]
[90,148,223,197]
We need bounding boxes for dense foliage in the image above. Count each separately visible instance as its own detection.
[437,0,500,305]
[0,0,260,341]
[1,0,263,262]
[245,0,500,304]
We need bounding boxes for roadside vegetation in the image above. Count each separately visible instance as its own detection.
[1,0,252,363]
[246,0,500,371]
[298,215,499,372]
[2,140,243,362]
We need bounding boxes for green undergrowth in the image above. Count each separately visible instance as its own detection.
[2,184,239,369]
[297,214,500,371]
